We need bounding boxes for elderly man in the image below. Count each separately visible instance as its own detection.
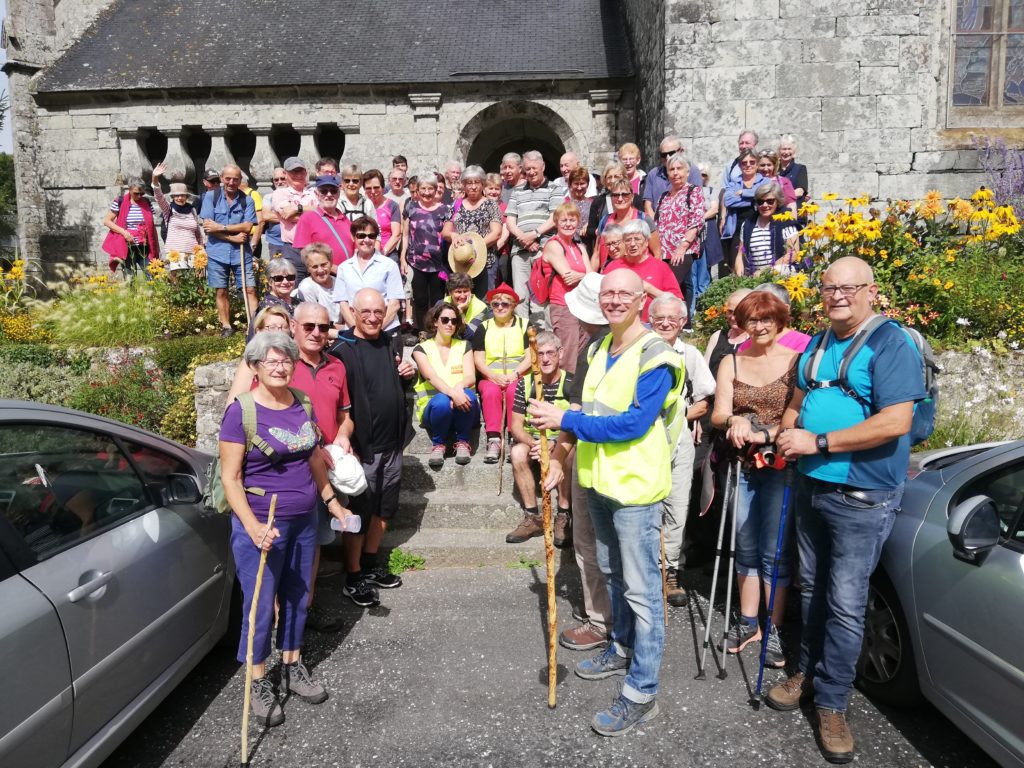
[642,135,703,220]
[272,156,319,281]
[720,130,760,189]
[505,331,574,547]
[506,150,560,319]
[602,219,682,322]
[442,160,463,205]
[770,257,926,763]
[499,152,526,204]
[649,294,716,607]
[531,269,684,737]
[200,163,257,338]
[386,167,409,206]
[329,288,416,607]
[551,151,599,198]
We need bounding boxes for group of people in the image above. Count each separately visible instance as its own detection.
[205,133,926,762]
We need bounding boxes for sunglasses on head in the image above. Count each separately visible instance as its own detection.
[300,322,332,333]
[271,274,296,283]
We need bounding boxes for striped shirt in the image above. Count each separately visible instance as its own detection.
[110,197,147,230]
[506,180,560,257]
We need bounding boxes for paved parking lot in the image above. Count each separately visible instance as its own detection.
[101,562,998,768]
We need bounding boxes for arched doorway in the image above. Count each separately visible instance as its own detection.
[458,101,579,176]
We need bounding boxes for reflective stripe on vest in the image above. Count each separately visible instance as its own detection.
[524,369,570,438]
[482,316,526,372]
[413,337,468,421]
[576,331,684,506]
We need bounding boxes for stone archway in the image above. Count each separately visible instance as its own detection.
[457,101,580,174]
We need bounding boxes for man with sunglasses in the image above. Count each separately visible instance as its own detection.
[272,157,319,281]
[293,174,355,268]
[770,257,926,763]
[641,135,702,221]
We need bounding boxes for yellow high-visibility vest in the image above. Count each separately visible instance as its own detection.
[413,337,469,422]
[481,316,526,373]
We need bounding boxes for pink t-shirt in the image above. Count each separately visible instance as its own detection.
[375,198,401,254]
[737,328,812,354]
[292,208,354,264]
[272,185,319,244]
[547,236,588,307]
[603,254,682,321]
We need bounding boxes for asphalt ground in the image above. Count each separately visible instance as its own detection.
[101,558,998,768]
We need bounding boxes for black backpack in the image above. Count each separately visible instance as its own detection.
[802,315,939,445]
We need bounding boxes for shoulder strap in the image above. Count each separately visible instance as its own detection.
[287,386,314,420]
[236,392,275,459]
[836,315,891,385]
[319,213,353,261]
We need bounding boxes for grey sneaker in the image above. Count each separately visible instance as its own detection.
[454,440,472,465]
[484,437,501,463]
[250,676,284,727]
[575,644,630,680]
[726,618,761,653]
[283,660,328,704]
[591,693,659,737]
[763,624,785,668]
[428,443,446,469]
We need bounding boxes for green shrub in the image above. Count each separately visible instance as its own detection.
[0,360,90,405]
[48,281,163,346]
[160,347,242,446]
[154,336,238,379]
[0,343,91,373]
[66,359,172,433]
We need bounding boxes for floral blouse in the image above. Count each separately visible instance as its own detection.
[656,184,707,257]
[453,199,502,266]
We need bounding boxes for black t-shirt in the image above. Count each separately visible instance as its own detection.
[351,334,402,452]
[567,328,610,406]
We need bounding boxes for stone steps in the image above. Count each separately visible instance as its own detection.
[381,527,549,568]
[391,488,523,529]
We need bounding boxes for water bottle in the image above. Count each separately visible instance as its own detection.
[330,515,362,534]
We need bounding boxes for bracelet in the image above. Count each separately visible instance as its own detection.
[725,416,734,429]
[322,492,339,505]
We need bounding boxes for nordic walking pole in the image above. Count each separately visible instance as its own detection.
[660,526,669,627]
[719,457,742,679]
[696,460,733,680]
[497,335,509,495]
[241,494,277,767]
[239,242,255,335]
[528,326,557,708]
[752,464,794,710]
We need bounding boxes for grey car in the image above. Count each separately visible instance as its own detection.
[0,401,234,768]
[857,439,1024,768]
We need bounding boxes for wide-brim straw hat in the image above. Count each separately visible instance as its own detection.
[448,231,487,279]
[565,272,607,325]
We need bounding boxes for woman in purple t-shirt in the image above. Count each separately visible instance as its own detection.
[219,331,355,727]
[401,172,451,330]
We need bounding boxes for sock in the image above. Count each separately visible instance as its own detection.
[346,570,362,587]
[524,506,539,517]
[361,552,377,572]
[486,431,500,439]
[558,504,572,516]
[741,614,758,628]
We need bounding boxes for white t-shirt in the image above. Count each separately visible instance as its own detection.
[296,277,340,323]
[673,339,717,447]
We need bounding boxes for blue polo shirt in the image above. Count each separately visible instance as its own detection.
[199,190,257,265]
[796,321,926,490]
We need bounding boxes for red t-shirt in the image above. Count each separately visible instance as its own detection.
[287,355,351,443]
[603,254,682,321]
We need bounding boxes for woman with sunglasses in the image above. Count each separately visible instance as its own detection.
[412,302,480,469]
[257,257,298,316]
[292,174,356,266]
[334,216,403,332]
[585,162,638,254]
[756,150,797,215]
[102,177,159,277]
[594,179,658,268]
[337,164,377,223]
[472,284,533,463]
[721,149,765,274]
[735,182,799,276]
[362,169,402,264]
[226,305,293,403]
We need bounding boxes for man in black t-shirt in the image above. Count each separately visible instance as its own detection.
[329,288,416,606]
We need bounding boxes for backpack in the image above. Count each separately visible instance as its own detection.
[203,387,314,513]
[528,252,556,305]
[802,315,940,446]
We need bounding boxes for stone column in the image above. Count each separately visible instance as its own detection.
[7,68,46,273]
[158,128,193,186]
[205,129,232,177]
[116,129,146,186]
[295,128,319,171]
[588,89,623,166]
[249,129,277,187]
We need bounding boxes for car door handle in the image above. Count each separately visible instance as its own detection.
[68,570,114,603]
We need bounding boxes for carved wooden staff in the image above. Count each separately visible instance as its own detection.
[241,494,277,766]
[527,326,557,708]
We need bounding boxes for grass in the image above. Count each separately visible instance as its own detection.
[388,548,426,575]
[507,554,542,569]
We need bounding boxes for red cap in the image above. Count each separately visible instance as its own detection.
[486,283,520,304]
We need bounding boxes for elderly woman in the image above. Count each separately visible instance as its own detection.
[585,162,633,252]
[594,222,624,271]
[402,172,451,330]
[735,182,799,276]
[338,164,377,222]
[220,331,355,727]
[150,162,203,271]
[447,272,489,340]
[736,283,812,354]
[257,256,298,316]
[292,174,355,266]
[756,150,797,214]
[473,283,533,463]
[710,291,798,670]
[595,179,658,267]
[721,149,765,274]
[412,302,480,468]
[483,172,512,278]
[602,219,681,322]
[227,306,292,402]
[103,177,159,276]
[363,169,402,262]
[443,165,503,297]
[777,134,809,217]
[295,243,341,333]
[541,203,592,373]
[653,152,706,330]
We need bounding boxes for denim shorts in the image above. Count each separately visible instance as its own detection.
[207,257,255,289]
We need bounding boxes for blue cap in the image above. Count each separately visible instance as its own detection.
[315,174,341,189]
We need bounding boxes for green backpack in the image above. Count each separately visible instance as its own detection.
[203,387,314,514]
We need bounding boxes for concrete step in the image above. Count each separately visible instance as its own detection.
[402,452,511,490]
[382,527,568,568]
[407,426,484,455]
[391,488,524,529]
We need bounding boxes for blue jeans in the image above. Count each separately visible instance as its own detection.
[735,466,793,585]
[421,390,480,445]
[587,488,664,704]
[797,478,902,711]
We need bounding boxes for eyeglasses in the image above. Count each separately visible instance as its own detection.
[272,177,287,182]
[756,199,778,207]
[358,309,385,317]
[739,160,757,167]
[259,359,294,369]
[437,316,458,326]
[490,301,513,309]
[299,322,332,334]
[364,185,382,192]
[819,283,869,298]
[599,290,641,302]
[651,315,682,325]
[536,349,560,358]
[270,274,296,283]
[744,317,775,328]
[354,232,376,240]
[610,192,631,199]
[343,178,361,184]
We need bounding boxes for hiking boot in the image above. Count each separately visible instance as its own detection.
[553,510,572,548]
[305,603,343,633]
[666,568,688,607]
[365,565,402,589]
[342,576,379,607]
[484,437,501,464]
[505,512,544,543]
[454,440,472,465]
[591,694,659,737]
[250,676,284,727]
[220,326,235,338]
[766,671,812,712]
[575,645,630,680]
[427,444,446,469]
[817,708,854,764]
[763,624,785,668]
[725,617,761,653]
[559,621,608,651]
[283,659,328,704]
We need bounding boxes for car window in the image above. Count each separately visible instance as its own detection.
[119,438,194,482]
[956,459,1024,545]
[0,424,150,562]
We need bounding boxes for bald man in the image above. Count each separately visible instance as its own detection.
[770,256,925,762]
[552,151,598,197]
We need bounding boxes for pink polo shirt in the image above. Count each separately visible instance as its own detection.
[272,185,319,244]
[603,253,682,322]
[292,207,354,264]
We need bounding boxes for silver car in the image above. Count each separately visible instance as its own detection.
[857,439,1024,768]
[0,401,234,768]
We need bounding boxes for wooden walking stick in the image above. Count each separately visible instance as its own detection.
[241,494,277,767]
[527,326,557,708]
[239,242,255,334]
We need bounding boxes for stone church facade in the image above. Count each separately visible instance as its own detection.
[3,0,1019,274]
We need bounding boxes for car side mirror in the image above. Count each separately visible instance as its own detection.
[947,495,1001,566]
[162,473,203,505]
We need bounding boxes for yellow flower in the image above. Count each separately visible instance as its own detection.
[822,193,838,201]
[772,211,795,221]
[944,280,954,290]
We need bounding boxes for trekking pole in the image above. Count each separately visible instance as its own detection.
[239,242,255,335]
[497,335,509,495]
[718,457,742,679]
[695,460,734,680]
[751,464,794,710]
[241,494,277,767]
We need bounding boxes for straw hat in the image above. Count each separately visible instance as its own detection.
[167,182,195,200]
[448,231,487,279]
[565,272,607,326]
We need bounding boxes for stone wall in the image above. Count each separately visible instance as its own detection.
[194,361,235,455]
[618,0,665,161]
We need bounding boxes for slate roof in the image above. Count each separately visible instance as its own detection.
[38,0,633,93]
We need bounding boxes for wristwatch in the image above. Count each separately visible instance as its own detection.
[816,433,830,455]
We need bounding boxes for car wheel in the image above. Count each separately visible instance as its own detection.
[856,574,923,707]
